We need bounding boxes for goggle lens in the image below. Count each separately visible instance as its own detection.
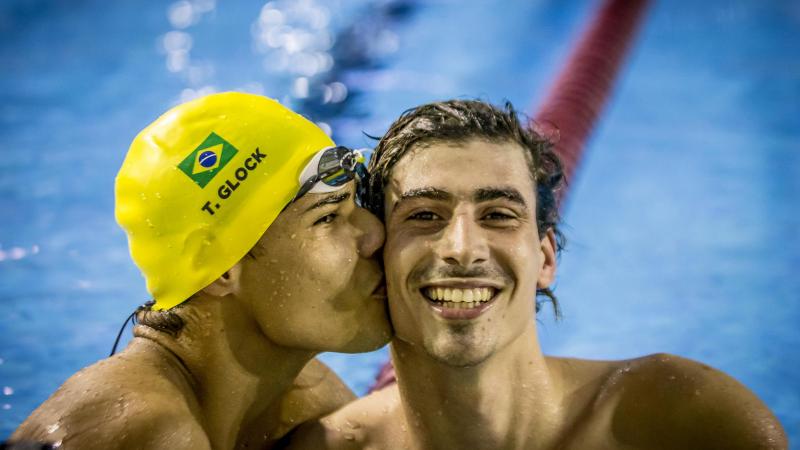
[293,146,370,205]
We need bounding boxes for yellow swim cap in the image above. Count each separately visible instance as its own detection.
[115,92,334,310]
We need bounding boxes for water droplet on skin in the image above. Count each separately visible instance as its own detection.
[46,423,60,434]
[290,233,296,239]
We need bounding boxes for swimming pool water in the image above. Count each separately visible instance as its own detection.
[1,0,798,442]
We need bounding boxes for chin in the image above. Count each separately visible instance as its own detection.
[423,329,497,367]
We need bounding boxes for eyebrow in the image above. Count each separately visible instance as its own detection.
[305,191,351,212]
[473,187,528,209]
[392,187,452,212]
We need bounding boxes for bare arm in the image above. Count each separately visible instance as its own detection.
[273,358,357,441]
[281,383,401,450]
[11,361,210,450]
[612,353,787,450]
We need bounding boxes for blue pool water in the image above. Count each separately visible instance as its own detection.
[1,0,798,442]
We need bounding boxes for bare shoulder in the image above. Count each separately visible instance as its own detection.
[11,355,209,450]
[602,353,787,449]
[284,384,402,450]
[274,358,356,438]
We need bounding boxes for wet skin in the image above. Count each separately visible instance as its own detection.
[11,181,393,450]
[383,139,554,368]
[242,182,390,353]
[286,139,787,450]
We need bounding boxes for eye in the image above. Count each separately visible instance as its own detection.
[407,211,441,221]
[483,211,515,221]
[481,209,519,226]
[313,213,338,226]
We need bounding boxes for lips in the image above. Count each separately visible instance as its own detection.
[420,283,500,320]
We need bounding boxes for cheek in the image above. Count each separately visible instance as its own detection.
[385,229,431,278]
[294,238,355,299]
[254,232,353,304]
[385,236,434,337]
[495,237,541,289]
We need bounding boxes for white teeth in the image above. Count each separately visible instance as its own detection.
[440,301,481,309]
[463,289,474,302]
[424,287,496,303]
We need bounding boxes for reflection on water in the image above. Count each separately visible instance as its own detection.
[0,0,798,441]
[156,0,418,136]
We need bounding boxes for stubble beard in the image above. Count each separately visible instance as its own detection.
[423,321,497,368]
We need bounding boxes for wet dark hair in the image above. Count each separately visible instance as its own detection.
[110,298,188,356]
[135,300,188,336]
[367,99,566,318]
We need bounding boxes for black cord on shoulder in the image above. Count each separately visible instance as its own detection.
[109,300,155,357]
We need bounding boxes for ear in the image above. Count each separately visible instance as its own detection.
[201,262,243,297]
[536,228,557,289]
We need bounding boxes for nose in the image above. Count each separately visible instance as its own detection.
[353,206,385,258]
[436,213,488,267]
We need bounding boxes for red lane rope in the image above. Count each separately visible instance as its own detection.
[535,0,650,203]
[368,0,650,394]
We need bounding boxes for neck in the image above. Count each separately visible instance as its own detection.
[131,295,315,449]
[392,323,564,450]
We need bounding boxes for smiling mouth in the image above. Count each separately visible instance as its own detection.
[421,286,498,310]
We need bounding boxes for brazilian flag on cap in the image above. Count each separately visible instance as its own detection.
[177,132,238,188]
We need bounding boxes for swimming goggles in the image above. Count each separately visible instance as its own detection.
[293,146,370,205]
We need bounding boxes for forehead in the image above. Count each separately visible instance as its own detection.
[387,139,534,201]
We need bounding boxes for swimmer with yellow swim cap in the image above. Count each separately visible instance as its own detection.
[11,92,391,450]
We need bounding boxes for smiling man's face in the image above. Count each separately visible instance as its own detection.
[384,139,556,366]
